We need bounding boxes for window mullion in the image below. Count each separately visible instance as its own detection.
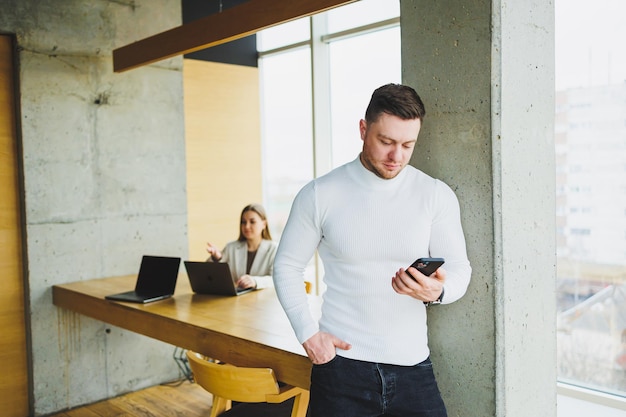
[310,13,333,179]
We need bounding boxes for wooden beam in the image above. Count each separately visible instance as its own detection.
[113,0,357,73]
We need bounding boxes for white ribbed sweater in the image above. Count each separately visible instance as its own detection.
[274,157,471,365]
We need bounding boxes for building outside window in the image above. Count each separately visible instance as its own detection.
[555,0,626,413]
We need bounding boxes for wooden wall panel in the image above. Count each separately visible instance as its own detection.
[0,35,29,417]
[184,59,263,262]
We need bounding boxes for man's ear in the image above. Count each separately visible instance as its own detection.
[359,119,367,140]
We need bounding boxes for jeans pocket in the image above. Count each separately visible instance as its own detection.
[312,354,340,368]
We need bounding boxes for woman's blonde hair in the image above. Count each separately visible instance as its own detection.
[237,203,272,241]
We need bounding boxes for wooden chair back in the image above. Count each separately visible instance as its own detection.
[186,351,309,417]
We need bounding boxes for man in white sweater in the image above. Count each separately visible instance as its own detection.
[273,83,471,417]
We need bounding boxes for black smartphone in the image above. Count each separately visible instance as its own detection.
[406,257,445,279]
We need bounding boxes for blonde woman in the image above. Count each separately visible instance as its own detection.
[206,204,277,290]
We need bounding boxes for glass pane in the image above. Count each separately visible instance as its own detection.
[258,48,313,240]
[257,17,310,51]
[329,26,401,168]
[327,0,399,33]
[555,0,626,397]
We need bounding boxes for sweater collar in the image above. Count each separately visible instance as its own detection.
[348,154,409,188]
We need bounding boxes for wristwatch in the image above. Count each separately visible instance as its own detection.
[424,287,445,307]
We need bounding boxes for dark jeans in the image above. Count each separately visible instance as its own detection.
[307,355,447,417]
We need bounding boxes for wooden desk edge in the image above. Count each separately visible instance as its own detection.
[52,282,312,389]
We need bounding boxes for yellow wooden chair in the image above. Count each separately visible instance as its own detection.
[186,351,309,417]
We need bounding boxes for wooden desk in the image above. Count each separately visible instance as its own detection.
[52,276,317,389]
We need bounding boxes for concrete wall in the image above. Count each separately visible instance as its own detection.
[402,0,556,416]
[1,1,187,415]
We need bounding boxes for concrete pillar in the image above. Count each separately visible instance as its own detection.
[401,1,556,416]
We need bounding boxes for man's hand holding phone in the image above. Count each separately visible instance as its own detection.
[391,257,446,303]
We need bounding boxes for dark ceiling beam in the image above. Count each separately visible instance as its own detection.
[113,0,357,73]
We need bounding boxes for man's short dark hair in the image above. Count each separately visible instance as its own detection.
[364,83,426,123]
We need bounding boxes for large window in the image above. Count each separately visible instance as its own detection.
[258,0,400,285]
[258,47,313,237]
[555,0,626,405]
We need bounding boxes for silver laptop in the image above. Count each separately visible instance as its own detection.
[184,261,254,296]
[105,255,181,303]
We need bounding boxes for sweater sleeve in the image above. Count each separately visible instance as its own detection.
[273,182,321,344]
[429,181,472,304]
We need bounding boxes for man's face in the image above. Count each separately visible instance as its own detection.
[359,112,421,179]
